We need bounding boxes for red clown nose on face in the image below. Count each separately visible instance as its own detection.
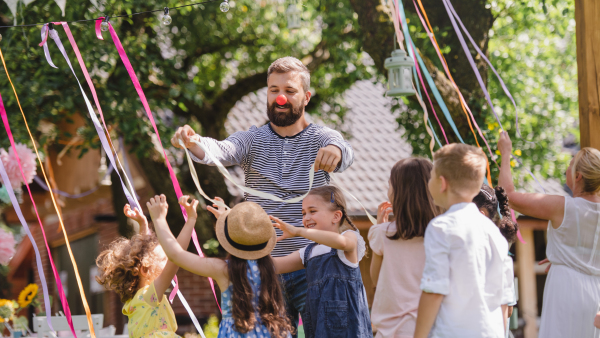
[276,95,288,106]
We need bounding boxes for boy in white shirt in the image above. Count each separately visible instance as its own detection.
[414,144,512,338]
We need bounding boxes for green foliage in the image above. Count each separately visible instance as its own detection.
[396,0,576,186]
[0,0,374,158]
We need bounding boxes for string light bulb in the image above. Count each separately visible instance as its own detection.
[100,16,110,31]
[0,34,2,42]
[220,0,230,12]
[162,7,172,25]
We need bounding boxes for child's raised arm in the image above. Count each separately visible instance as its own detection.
[152,195,205,299]
[270,216,357,253]
[148,195,229,291]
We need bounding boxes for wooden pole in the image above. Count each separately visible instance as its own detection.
[516,228,538,338]
[576,0,600,149]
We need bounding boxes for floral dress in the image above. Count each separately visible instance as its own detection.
[218,260,289,338]
[123,281,180,337]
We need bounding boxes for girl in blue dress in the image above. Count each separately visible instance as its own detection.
[271,186,373,338]
[149,195,291,338]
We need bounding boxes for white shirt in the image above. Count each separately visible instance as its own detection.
[420,203,510,338]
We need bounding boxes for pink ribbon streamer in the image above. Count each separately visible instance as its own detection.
[95,17,221,312]
[0,93,75,336]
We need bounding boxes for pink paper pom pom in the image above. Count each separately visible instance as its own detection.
[0,144,37,190]
[0,227,16,265]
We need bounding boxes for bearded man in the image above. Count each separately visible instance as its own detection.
[171,57,354,335]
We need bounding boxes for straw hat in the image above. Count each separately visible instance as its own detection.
[215,202,277,260]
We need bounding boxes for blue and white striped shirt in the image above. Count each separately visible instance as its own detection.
[191,123,354,257]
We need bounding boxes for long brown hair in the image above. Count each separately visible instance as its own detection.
[306,185,358,232]
[388,157,441,240]
[96,233,165,302]
[227,255,291,337]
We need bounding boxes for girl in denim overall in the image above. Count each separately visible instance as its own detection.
[272,186,373,338]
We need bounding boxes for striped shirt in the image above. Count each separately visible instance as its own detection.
[191,123,354,257]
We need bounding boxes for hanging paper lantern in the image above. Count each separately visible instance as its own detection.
[0,227,16,265]
[286,0,301,30]
[0,144,37,190]
[384,49,415,97]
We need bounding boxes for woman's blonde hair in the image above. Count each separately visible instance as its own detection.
[571,147,600,194]
[96,233,165,302]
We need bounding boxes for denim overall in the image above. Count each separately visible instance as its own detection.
[302,243,373,338]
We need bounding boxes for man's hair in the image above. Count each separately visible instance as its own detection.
[267,57,310,92]
[433,143,488,195]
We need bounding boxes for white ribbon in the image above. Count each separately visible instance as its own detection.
[40,24,57,68]
[189,138,376,225]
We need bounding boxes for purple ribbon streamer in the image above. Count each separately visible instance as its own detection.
[444,1,524,140]
[40,24,57,69]
[0,159,55,332]
[42,27,141,210]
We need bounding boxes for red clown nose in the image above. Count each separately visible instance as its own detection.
[276,95,288,106]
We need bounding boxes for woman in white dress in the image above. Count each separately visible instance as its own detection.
[498,132,600,338]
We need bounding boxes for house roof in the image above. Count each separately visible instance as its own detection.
[224,80,412,215]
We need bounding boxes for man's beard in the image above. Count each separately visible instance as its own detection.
[267,99,305,127]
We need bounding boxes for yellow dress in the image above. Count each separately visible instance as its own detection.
[122,281,180,337]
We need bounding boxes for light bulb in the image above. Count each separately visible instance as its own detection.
[162,14,172,25]
[220,0,230,12]
[100,21,109,32]
[0,34,2,42]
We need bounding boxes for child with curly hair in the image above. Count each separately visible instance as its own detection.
[96,196,199,338]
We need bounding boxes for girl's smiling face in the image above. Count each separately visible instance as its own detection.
[302,195,343,233]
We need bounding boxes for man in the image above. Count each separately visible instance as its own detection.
[171,56,354,335]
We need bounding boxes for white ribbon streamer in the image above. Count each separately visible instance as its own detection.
[40,24,58,69]
[189,138,376,225]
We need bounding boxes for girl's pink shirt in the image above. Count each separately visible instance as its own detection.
[369,222,425,338]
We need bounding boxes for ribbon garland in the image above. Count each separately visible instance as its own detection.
[0,52,79,337]
[189,139,379,225]
[94,17,221,317]
[0,94,57,334]
[41,23,141,212]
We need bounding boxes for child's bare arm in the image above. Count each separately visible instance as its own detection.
[270,216,358,252]
[370,253,383,287]
[124,204,148,234]
[149,195,229,291]
[153,196,202,298]
[414,292,444,338]
[273,251,304,274]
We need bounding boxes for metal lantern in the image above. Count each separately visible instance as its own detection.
[286,0,301,30]
[384,49,416,97]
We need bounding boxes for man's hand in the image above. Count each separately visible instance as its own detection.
[498,131,513,157]
[171,125,200,149]
[207,197,227,220]
[179,195,199,220]
[377,201,393,224]
[270,215,300,241]
[147,194,169,222]
[314,145,342,172]
[124,204,148,234]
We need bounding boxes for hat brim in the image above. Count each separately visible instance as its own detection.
[215,210,277,260]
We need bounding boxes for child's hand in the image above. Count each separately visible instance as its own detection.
[179,195,199,219]
[270,216,300,241]
[377,201,392,224]
[498,131,513,157]
[124,204,149,234]
[207,197,227,219]
[147,195,169,222]
[594,311,600,329]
